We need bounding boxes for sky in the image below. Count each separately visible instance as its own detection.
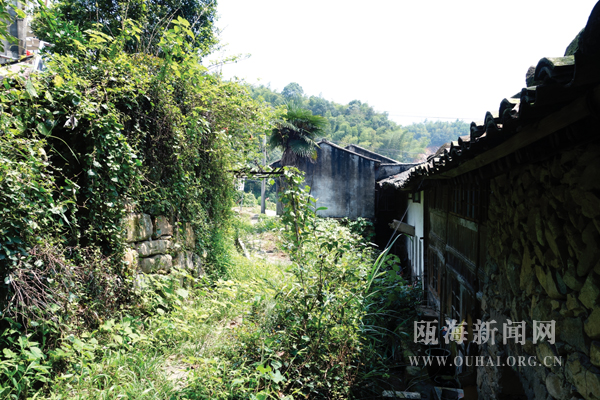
[212,1,598,126]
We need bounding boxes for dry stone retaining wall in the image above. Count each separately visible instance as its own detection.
[122,213,203,280]
[479,143,600,399]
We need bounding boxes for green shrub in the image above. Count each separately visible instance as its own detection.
[340,217,376,242]
[253,168,422,398]
[241,191,258,207]
[0,320,52,398]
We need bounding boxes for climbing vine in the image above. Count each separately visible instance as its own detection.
[0,8,272,322]
[0,0,272,396]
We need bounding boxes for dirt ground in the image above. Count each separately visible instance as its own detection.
[234,207,290,264]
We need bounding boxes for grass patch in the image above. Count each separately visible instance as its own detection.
[39,248,290,399]
[18,178,421,399]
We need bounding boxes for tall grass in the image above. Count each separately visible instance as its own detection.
[38,188,420,399]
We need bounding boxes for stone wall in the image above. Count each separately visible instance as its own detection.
[479,143,600,399]
[122,213,203,282]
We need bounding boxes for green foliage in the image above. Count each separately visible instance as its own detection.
[231,168,420,398]
[0,319,52,398]
[0,244,138,397]
[0,0,26,43]
[34,0,218,56]
[281,82,304,101]
[1,6,271,266]
[33,257,286,399]
[4,244,133,329]
[0,4,428,398]
[404,119,470,149]
[6,204,421,399]
[251,84,427,162]
[252,84,471,162]
[361,251,422,365]
[0,133,71,264]
[0,4,274,396]
[240,191,258,207]
[255,213,282,233]
[267,170,367,397]
[339,217,375,242]
[243,179,277,208]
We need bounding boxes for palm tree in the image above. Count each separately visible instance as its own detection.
[269,105,327,166]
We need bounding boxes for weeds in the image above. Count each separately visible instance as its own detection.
[1,168,420,399]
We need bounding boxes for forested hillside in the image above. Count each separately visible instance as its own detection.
[250,83,470,162]
[404,119,471,149]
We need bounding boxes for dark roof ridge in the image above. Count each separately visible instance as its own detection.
[317,139,382,163]
[270,140,383,165]
[343,143,401,164]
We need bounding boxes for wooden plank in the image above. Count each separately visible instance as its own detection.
[437,85,600,179]
[389,219,415,236]
[238,238,250,259]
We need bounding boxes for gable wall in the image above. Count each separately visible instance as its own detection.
[301,143,376,219]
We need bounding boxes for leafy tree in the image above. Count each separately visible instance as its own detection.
[405,119,470,149]
[249,83,472,162]
[250,84,427,162]
[34,0,218,55]
[0,5,273,329]
[281,82,304,101]
[0,0,25,43]
[269,105,327,166]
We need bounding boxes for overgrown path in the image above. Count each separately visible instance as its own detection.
[235,207,289,265]
[35,204,421,399]
[41,211,291,399]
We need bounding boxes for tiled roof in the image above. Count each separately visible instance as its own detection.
[379,169,412,188]
[380,2,600,191]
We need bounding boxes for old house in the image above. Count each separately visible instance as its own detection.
[276,140,416,219]
[0,1,42,63]
[0,2,47,75]
[377,3,600,399]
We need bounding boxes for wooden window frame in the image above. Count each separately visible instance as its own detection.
[450,183,484,222]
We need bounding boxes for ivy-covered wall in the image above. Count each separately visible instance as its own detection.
[0,15,272,323]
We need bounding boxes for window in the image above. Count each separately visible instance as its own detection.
[413,191,421,203]
[450,183,487,221]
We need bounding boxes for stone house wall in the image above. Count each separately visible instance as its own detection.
[122,213,203,283]
[479,142,600,399]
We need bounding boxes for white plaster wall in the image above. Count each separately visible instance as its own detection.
[406,191,424,288]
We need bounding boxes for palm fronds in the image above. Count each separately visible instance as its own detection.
[269,105,327,166]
